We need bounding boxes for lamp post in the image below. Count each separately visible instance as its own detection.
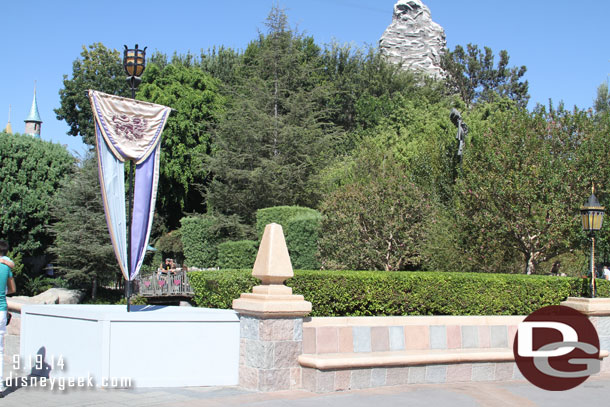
[122,44,147,311]
[123,44,147,98]
[580,186,605,298]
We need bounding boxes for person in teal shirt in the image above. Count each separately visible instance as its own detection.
[0,240,16,394]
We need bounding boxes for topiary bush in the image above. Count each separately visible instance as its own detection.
[256,206,319,239]
[181,213,253,268]
[256,206,321,269]
[284,214,321,270]
[180,215,220,268]
[217,240,258,269]
[189,269,607,316]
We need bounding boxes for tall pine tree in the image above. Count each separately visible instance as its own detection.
[208,7,341,224]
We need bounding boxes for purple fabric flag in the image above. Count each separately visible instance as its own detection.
[89,90,170,281]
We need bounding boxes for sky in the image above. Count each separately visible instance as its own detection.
[2,0,609,157]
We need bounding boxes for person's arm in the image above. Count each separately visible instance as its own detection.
[0,258,14,268]
[6,277,16,295]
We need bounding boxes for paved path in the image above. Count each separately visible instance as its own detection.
[2,374,610,407]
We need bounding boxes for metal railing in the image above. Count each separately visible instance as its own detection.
[137,269,194,297]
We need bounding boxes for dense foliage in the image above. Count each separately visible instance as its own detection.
[47,6,609,291]
[49,157,118,299]
[190,269,605,316]
[55,43,129,146]
[319,145,431,271]
[217,240,258,269]
[0,133,75,257]
[180,213,251,268]
[441,44,529,108]
[256,206,321,269]
[139,62,225,228]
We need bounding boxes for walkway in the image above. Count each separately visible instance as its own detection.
[1,374,610,406]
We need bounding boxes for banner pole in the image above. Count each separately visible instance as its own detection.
[126,160,134,311]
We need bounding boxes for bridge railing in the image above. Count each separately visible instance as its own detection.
[137,269,194,297]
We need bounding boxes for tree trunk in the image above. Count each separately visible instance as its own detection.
[525,253,535,275]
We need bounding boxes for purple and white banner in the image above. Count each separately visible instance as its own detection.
[89,90,170,281]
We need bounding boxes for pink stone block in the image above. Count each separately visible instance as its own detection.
[446,325,461,349]
[478,326,491,348]
[290,367,302,389]
[274,341,302,368]
[316,327,339,354]
[335,370,351,391]
[495,363,514,381]
[338,327,354,353]
[508,325,518,349]
[371,326,390,352]
[259,319,294,341]
[386,367,409,386]
[405,325,429,350]
[303,327,316,354]
[239,365,259,390]
[240,338,247,364]
[446,364,472,383]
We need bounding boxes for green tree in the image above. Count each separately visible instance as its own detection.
[318,145,430,271]
[138,62,225,229]
[594,81,610,115]
[441,44,529,108]
[207,7,341,224]
[55,43,129,146]
[453,105,598,274]
[49,157,119,299]
[0,133,75,257]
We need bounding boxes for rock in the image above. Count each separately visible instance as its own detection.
[379,0,446,79]
[11,288,85,306]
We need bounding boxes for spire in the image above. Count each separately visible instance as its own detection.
[4,105,12,134]
[24,82,42,138]
[25,82,42,124]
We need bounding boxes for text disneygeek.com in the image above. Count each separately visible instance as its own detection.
[5,373,132,390]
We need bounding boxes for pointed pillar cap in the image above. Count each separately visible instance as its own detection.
[252,223,293,285]
[232,223,311,318]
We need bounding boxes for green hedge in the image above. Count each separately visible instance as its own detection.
[217,240,258,269]
[189,269,608,316]
[180,215,220,268]
[256,206,319,238]
[256,206,321,269]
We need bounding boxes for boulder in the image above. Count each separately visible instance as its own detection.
[11,288,85,306]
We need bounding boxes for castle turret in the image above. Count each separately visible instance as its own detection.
[24,84,42,138]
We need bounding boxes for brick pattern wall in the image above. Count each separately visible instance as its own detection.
[302,323,519,354]
[239,316,304,391]
[302,362,521,392]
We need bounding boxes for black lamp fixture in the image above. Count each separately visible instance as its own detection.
[580,185,605,297]
[123,44,147,99]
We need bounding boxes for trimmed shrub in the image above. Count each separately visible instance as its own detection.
[180,213,253,268]
[180,215,220,268]
[218,240,258,269]
[189,269,607,316]
[256,206,319,239]
[284,214,321,269]
[256,206,321,269]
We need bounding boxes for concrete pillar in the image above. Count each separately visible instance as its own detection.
[233,223,311,391]
[561,297,610,371]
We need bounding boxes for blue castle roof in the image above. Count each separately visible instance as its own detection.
[25,88,42,123]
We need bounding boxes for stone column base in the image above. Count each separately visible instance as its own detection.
[239,315,304,391]
[562,297,610,371]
